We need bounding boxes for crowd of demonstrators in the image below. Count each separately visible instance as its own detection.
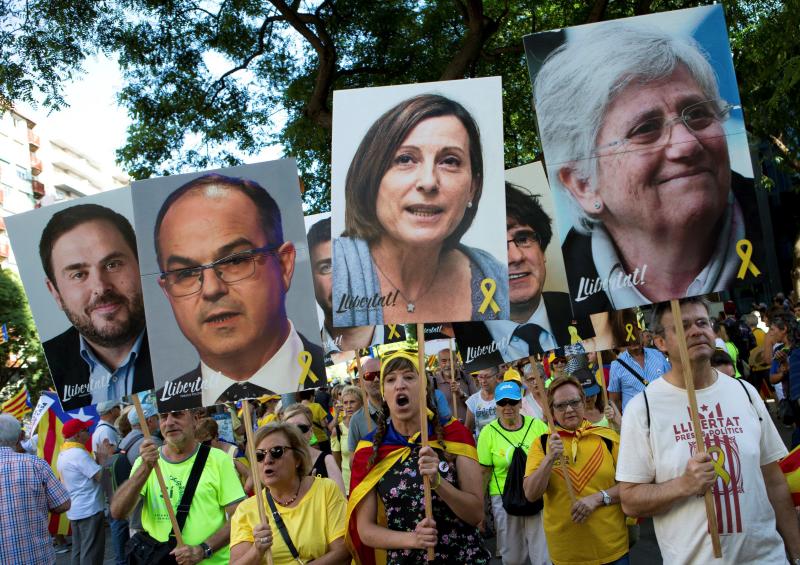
[280,403,346,494]
[331,385,363,494]
[347,350,490,564]
[608,334,671,413]
[348,357,383,453]
[617,297,800,563]
[466,366,499,436]
[524,376,628,565]
[433,348,478,422]
[296,389,334,454]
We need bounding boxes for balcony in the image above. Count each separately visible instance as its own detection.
[32,179,45,199]
[28,129,40,151]
[30,153,42,176]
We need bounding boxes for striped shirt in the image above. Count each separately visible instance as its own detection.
[609,348,671,411]
[0,446,70,564]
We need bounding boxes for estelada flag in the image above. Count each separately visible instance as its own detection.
[1,385,31,419]
[36,391,99,536]
[779,444,800,506]
[345,416,477,565]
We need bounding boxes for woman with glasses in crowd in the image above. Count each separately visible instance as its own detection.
[478,380,549,565]
[346,350,490,564]
[331,385,363,494]
[523,375,628,565]
[281,404,346,494]
[230,422,350,564]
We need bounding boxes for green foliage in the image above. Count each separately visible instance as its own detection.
[0,268,48,406]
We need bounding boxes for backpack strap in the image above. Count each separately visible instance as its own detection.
[643,389,651,429]
[733,372,762,421]
[266,489,301,560]
[616,359,648,387]
[173,443,211,534]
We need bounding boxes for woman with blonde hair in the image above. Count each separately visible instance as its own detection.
[281,403,345,494]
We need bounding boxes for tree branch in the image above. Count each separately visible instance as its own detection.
[440,0,501,80]
[586,0,609,23]
[769,133,800,175]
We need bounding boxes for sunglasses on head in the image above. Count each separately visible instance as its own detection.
[255,445,296,462]
[496,399,520,407]
[362,371,380,382]
[295,423,311,434]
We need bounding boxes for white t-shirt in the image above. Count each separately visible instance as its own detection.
[616,372,788,564]
[91,421,120,455]
[466,392,496,436]
[56,446,103,520]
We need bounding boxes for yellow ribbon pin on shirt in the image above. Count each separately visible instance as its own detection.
[707,445,731,485]
[297,351,318,385]
[735,239,761,280]
[478,278,500,314]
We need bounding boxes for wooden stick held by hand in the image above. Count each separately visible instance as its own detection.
[242,400,274,565]
[132,395,184,546]
[416,323,435,561]
[355,354,372,433]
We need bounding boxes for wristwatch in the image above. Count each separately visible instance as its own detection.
[199,542,213,559]
[600,490,611,506]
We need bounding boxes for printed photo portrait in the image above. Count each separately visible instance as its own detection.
[524,5,766,318]
[5,187,154,411]
[305,212,407,356]
[131,159,325,411]
[452,162,594,371]
[331,77,510,326]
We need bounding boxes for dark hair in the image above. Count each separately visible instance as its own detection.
[154,173,284,269]
[343,94,483,249]
[307,217,331,251]
[505,181,553,252]
[296,389,315,402]
[710,349,734,368]
[40,203,138,288]
[650,296,711,336]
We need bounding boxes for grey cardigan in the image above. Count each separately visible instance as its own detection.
[332,236,509,326]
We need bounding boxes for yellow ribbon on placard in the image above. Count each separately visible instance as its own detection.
[478,278,500,314]
[568,325,582,345]
[707,445,731,485]
[387,324,400,340]
[298,351,318,384]
[625,323,636,342]
[736,239,761,279]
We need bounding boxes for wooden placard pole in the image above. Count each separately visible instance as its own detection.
[242,400,274,565]
[669,300,722,559]
[416,323,435,562]
[132,395,183,546]
[528,356,576,504]
[354,353,372,433]
[448,339,458,420]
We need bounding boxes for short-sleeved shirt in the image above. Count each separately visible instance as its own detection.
[230,478,347,563]
[307,402,332,445]
[608,348,670,411]
[477,416,548,495]
[616,373,788,564]
[56,445,104,520]
[525,425,628,565]
[130,444,246,564]
[465,392,497,436]
[0,447,70,564]
[92,420,120,453]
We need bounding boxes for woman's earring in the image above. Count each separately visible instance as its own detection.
[467,201,473,208]
[593,201,602,211]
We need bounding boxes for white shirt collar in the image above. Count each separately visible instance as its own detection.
[485,297,557,360]
[201,321,305,405]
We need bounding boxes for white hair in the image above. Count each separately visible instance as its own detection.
[0,414,22,448]
[534,22,722,234]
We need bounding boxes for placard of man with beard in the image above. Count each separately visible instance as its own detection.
[39,204,152,410]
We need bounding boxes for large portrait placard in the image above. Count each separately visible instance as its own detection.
[131,159,325,410]
[6,187,154,410]
[331,77,509,326]
[524,5,766,318]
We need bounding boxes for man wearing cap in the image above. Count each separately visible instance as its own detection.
[57,419,107,565]
[348,357,383,454]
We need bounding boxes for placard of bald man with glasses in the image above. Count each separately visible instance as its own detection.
[147,171,324,410]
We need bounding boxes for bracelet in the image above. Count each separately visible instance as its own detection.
[430,472,442,490]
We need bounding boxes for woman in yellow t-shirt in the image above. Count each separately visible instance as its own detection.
[230,422,350,565]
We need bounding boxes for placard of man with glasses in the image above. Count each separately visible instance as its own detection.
[150,172,324,410]
[525,6,766,319]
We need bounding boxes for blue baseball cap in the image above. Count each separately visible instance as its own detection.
[495,381,522,403]
[574,368,601,397]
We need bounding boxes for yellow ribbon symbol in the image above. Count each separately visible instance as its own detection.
[297,351,318,385]
[625,323,636,342]
[707,445,731,485]
[568,325,582,345]
[736,239,761,280]
[478,278,500,314]
[387,324,400,340]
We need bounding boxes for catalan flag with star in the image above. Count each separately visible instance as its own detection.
[1,385,31,419]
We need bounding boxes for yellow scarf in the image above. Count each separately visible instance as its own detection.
[554,420,619,464]
[61,441,88,452]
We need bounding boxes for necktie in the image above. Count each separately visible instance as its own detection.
[512,323,545,355]
[216,381,273,403]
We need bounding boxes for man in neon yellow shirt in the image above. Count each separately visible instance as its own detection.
[111,409,245,564]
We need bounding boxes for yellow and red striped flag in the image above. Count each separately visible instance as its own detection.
[1,385,31,419]
[779,444,800,506]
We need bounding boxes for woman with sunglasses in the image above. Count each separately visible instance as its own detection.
[281,404,346,494]
[523,375,628,565]
[230,422,350,564]
[477,381,549,564]
[346,350,490,564]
